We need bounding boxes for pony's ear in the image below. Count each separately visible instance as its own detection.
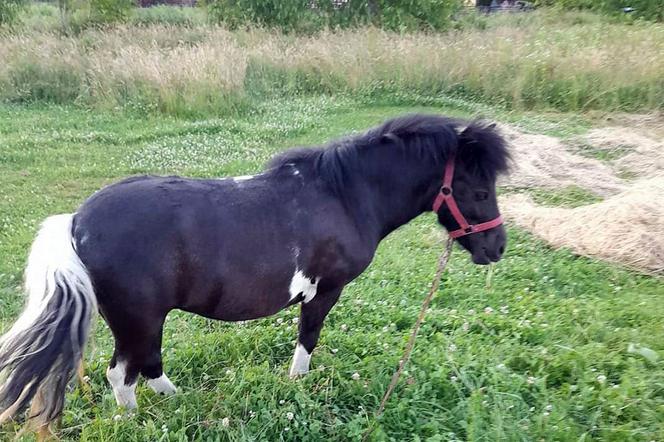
[457,125,478,144]
[457,121,496,144]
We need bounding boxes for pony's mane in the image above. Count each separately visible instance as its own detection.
[266,114,510,195]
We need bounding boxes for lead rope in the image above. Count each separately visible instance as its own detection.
[362,237,455,441]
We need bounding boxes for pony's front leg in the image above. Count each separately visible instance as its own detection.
[289,287,343,377]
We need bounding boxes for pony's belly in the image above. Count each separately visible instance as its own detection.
[181,282,295,322]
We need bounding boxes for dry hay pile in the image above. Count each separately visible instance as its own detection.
[500,177,664,274]
[583,127,664,178]
[497,125,625,196]
[499,118,664,274]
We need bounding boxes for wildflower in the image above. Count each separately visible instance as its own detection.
[351,372,361,380]
[286,412,294,421]
[340,324,348,331]
[331,348,339,353]
[279,399,286,405]
[500,305,509,314]
[448,343,457,352]
[113,414,122,421]
[277,318,284,324]
[462,321,469,332]
[249,410,256,418]
[597,374,607,384]
[467,309,476,315]
[221,417,230,427]
[545,404,553,412]
[162,424,168,433]
[527,376,536,385]
[484,307,494,314]
[450,375,458,382]
[292,317,299,324]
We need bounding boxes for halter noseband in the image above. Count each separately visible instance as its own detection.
[432,155,503,239]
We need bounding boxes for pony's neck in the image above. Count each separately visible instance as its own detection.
[349,153,442,243]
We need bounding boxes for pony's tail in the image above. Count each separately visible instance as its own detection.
[0,214,96,430]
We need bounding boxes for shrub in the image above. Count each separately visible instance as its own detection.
[16,2,61,31]
[534,0,662,22]
[0,0,27,26]
[206,0,463,33]
[89,0,134,24]
[129,5,207,27]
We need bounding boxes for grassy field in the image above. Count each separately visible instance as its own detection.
[0,96,663,441]
[1,8,663,115]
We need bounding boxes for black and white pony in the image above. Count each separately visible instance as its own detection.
[0,114,509,432]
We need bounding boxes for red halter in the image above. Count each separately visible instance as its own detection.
[432,155,503,239]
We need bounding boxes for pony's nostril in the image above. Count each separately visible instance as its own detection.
[499,245,505,255]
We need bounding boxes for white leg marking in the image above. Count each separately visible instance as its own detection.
[147,373,177,395]
[288,270,320,303]
[106,361,137,409]
[289,343,311,377]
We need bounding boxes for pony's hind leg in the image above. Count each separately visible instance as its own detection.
[105,312,176,409]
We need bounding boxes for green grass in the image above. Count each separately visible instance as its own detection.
[568,142,632,163]
[0,97,663,441]
[528,186,603,208]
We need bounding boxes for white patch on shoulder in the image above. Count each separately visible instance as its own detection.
[106,361,137,409]
[289,343,311,377]
[233,175,254,183]
[288,269,319,303]
[147,373,177,395]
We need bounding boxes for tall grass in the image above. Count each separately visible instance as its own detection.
[0,10,662,115]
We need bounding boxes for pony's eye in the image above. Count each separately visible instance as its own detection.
[474,190,489,201]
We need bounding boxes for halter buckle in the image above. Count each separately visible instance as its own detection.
[440,186,452,196]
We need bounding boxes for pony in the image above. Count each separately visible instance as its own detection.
[0,114,509,433]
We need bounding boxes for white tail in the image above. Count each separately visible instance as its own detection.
[0,214,96,428]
